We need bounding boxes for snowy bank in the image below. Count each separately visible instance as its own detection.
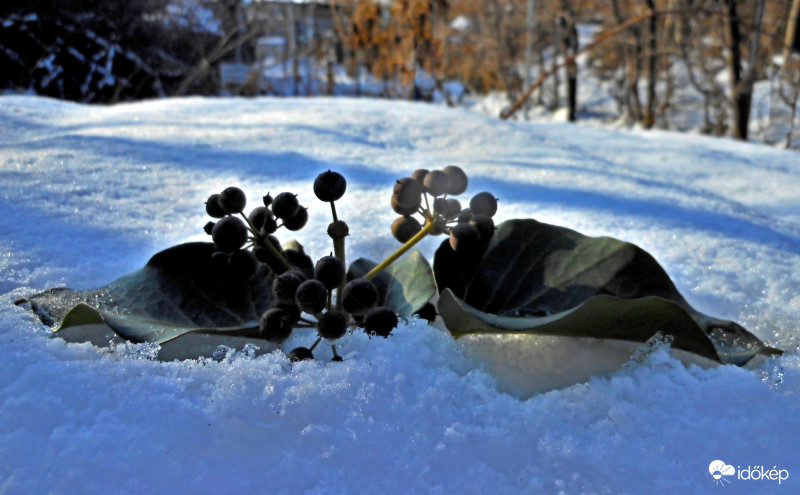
[0,96,798,494]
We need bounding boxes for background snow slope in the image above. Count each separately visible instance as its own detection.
[0,96,798,494]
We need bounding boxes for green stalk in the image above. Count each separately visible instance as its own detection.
[258,235,293,273]
[238,212,260,237]
[363,217,436,281]
[330,201,339,222]
[330,201,347,309]
[333,235,346,309]
[239,211,293,272]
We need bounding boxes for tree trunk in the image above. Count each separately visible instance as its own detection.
[550,18,561,111]
[560,16,578,122]
[308,2,317,95]
[326,42,335,96]
[783,0,800,69]
[723,0,748,140]
[611,0,642,123]
[287,4,298,96]
[643,0,658,128]
[524,0,536,90]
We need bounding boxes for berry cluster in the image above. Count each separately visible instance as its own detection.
[202,171,401,363]
[203,186,310,276]
[390,166,498,256]
[200,166,497,363]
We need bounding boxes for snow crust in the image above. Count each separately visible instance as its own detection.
[1,96,799,494]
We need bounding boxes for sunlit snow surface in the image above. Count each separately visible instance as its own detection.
[1,96,799,494]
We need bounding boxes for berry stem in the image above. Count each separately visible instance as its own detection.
[333,236,346,309]
[363,215,436,281]
[257,236,293,273]
[330,201,339,222]
[238,212,259,237]
[329,201,346,310]
[309,336,322,352]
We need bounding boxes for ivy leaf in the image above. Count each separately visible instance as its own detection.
[16,242,287,359]
[347,250,436,317]
[434,219,781,366]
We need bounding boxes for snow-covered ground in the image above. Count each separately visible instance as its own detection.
[1,95,799,494]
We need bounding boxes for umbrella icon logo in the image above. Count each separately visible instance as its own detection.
[709,460,736,486]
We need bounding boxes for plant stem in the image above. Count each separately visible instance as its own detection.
[363,217,436,281]
[329,200,346,310]
[239,212,259,237]
[333,235,346,309]
[239,212,293,272]
[330,201,339,222]
[258,236,293,273]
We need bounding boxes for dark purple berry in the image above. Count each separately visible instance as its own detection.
[219,186,247,214]
[469,192,498,217]
[248,206,273,232]
[211,216,248,253]
[205,194,227,219]
[287,347,314,362]
[391,216,422,243]
[314,256,345,290]
[259,308,295,344]
[393,178,422,209]
[317,310,348,341]
[470,214,495,242]
[423,170,449,197]
[413,302,437,322]
[449,223,480,252]
[314,170,347,202]
[271,192,300,219]
[391,195,418,215]
[411,169,429,189]
[364,306,399,337]
[273,270,306,303]
[433,197,448,216]
[283,206,308,231]
[295,279,328,315]
[341,279,379,316]
[271,302,301,325]
[444,199,462,219]
[443,165,468,195]
[203,221,215,235]
[457,208,473,223]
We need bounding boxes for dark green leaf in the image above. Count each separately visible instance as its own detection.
[347,250,436,317]
[17,242,280,358]
[434,219,781,365]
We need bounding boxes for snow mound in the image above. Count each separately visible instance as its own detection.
[0,96,798,494]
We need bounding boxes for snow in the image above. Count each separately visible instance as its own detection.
[1,95,799,494]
